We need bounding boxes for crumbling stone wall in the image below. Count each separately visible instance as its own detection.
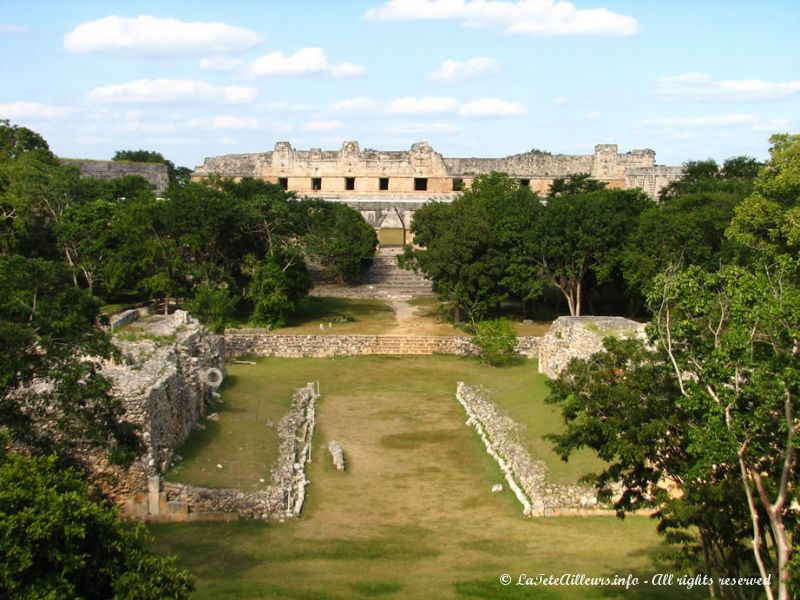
[156,383,318,520]
[98,311,225,505]
[224,332,541,359]
[193,141,679,199]
[537,316,646,379]
[456,382,601,516]
[60,159,169,195]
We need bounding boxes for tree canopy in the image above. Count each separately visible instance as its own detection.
[0,452,193,600]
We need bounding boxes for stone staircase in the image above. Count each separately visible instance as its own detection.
[310,247,434,299]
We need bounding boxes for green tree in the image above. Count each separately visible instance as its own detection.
[623,191,741,298]
[0,255,140,465]
[401,173,540,322]
[112,149,188,186]
[186,284,238,333]
[534,189,649,316]
[471,318,518,366]
[647,136,800,599]
[247,257,311,327]
[546,337,757,596]
[548,173,607,198]
[299,199,377,283]
[0,452,193,600]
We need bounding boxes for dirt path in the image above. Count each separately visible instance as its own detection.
[384,298,460,336]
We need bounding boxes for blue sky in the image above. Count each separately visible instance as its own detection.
[1,0,798,169]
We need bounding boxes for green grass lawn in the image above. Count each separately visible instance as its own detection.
[149,356,695,599]
[377,227,407,246]
[242,297,398,335]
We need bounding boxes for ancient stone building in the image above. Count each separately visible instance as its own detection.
[60,158,169,195]
[193,141,683,234]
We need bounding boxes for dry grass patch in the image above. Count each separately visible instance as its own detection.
[151,356,695,599]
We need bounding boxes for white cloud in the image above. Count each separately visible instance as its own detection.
[331,97,379,112]
[458,98,527,117]
[187,115,269,130]
[0,101,76,119]
[385,122,458,134]
[306,120,345,132]
[428,57,500,82]
[553,96,569,105]
[653,73,800,102]
[247,48,365,78]
[385,96,458,115]
[64,15,261,56]
[582,111,601,121]
[643,113,791,134]
[86,79,258,104]
[644,114,760,127]
[0,24,29,33]
[364,0,638,37]
[200,56,244,72]
[258,101,313,112]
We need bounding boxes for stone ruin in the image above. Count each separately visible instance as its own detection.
[89,308,644,519]
[96,310,225,512]
[456,382,602,516]
[537,316,647,378]
[159,383,319,521]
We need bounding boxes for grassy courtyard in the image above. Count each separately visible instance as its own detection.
[152,357,696,599]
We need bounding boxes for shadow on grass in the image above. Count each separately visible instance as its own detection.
[165,375,241,466]
[288,296,394,327]
[199,580,344,600]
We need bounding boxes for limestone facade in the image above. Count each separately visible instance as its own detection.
[60,159,169,195]
[193,141,682,200]
[537,316,647,378]
[223,332,541,359]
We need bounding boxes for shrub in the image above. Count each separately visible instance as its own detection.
[471,318,518,366]
[0,452,193,599]
[186,284,238,333]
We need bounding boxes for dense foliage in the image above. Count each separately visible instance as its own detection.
[470,318,518,366]
[0,121,377,594]
[0,452,193,599]
[547,134,799,599]
[402,172,649,319]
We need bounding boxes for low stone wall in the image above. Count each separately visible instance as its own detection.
[107,307,148,330]
[225,332,541,359]
[456,382,601,517]
[538,316,646,379]
[157,383,318,520]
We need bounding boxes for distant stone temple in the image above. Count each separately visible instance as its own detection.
[60,159,169,195]
[193,141,683,236]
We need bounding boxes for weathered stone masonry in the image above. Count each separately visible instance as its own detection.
[159,384,319,521]
[193,140,682,200]
[224,332,541,359]
[60,159,169,195]
[98,311,225,512]
[456,383,601,516]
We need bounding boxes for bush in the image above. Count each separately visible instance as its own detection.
[186,284,238,333]
[471,318,518,366]
[0,452,193,599]
[247,259,311,327]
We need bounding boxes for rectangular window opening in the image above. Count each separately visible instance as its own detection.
[519,178,530,187]
[379,177,389,191]
[311,177,322,191]
[414,177,428,191]
[345,177,356,191]
[452,178,463,192]
[278,177,288,191]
